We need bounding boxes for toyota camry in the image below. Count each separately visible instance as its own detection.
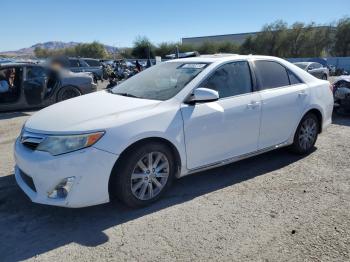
[14,55,333,208]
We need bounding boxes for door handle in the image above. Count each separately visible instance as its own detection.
[247,101,261,109]
[298,91,308,97]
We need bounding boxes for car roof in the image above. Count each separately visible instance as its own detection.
[168,54,318,84]
[294,62,312,65]
[166,54,287,64]
[0,63,42,68]
[81,58,99,60]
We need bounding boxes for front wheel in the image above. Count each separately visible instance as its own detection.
[57,86,81,102]
[290,113,319,154]
[110,142,175,207]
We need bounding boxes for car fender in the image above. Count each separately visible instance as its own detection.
[288,104,326,144]
[93,108,188,177]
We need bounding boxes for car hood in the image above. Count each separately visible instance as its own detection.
[25,91,162,133]
[334,75,350,83]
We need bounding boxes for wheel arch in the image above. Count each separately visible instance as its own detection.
[108,136,182,196]
[300,107,323,134]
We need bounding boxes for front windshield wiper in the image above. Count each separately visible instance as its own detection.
[113,92,140,98]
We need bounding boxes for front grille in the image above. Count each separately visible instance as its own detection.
[19,170,36,192]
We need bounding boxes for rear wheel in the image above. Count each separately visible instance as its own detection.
[57,86,81,102]
[290,113,319,154]
[110,142,175,207]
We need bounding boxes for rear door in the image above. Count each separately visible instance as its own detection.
[253,60,308,149]
[23,66,47,106]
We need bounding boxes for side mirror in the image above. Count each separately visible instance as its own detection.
[187,87,219,104]
[307,66,314,71]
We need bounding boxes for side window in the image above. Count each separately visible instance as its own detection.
[69,59,79,67]
[79,60,89,67]
[201,61,252,99]
[254,60,290,90]
[27,67,46,79]
[313,63,322,69]
[287,70,302,85]
[84,59,100,67]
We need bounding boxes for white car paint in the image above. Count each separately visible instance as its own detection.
[14,55,334,208]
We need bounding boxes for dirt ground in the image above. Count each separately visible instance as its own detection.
[0,87,349,261]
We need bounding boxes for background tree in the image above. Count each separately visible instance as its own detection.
[131,36,155,59]
[240,36,256,54]
[217,42,239,53]
[34,42,108,58]
[155,42,179,58]
[34,47,50,58]
[333,17,350,56]
[74,42,108,58]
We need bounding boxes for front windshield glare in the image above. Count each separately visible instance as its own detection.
[112,62,208,101]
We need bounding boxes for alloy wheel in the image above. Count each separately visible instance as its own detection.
[130,152,170,201]
[298,117,317,151]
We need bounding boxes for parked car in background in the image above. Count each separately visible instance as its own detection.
[14,55,333,208]
[50,57,103,83]
[333,75,350,114]
[0,58,15,64]
[294,62,329,80]
[0,63,96,112]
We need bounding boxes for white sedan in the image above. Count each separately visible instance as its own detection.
[14,55,334,208]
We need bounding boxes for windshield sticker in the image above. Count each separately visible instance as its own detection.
[180,63,207,69]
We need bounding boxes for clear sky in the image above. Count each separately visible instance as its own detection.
[1,0,349,51]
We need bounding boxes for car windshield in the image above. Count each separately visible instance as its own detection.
[294,63,308,70]
[111,62,209,101]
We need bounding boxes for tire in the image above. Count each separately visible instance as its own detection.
[322,74,328,80]
[93,74,98,84]
[290,113,319,154]
[57,86,81,102]
[110,142,176,208]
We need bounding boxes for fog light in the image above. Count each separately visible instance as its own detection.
[48,177,75,199]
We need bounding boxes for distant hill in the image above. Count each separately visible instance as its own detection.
[0,41,118,57]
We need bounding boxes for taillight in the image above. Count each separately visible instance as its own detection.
[329,83,334,93]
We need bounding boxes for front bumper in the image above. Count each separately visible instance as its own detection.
[14,138,118,208]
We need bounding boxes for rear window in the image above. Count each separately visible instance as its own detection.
[84,59,101,67]
[311,63,322,69]
[255,60,290,90]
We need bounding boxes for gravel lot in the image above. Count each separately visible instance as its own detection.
[0,83,349,261]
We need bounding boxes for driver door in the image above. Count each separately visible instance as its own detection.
[181,61,262,170]
[23,66,47,106]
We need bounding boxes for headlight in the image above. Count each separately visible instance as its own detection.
[36,132,104,156]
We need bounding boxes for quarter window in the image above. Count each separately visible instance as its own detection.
[288,70,302,85]
[201,61,252,99]
[255,61,290,90]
